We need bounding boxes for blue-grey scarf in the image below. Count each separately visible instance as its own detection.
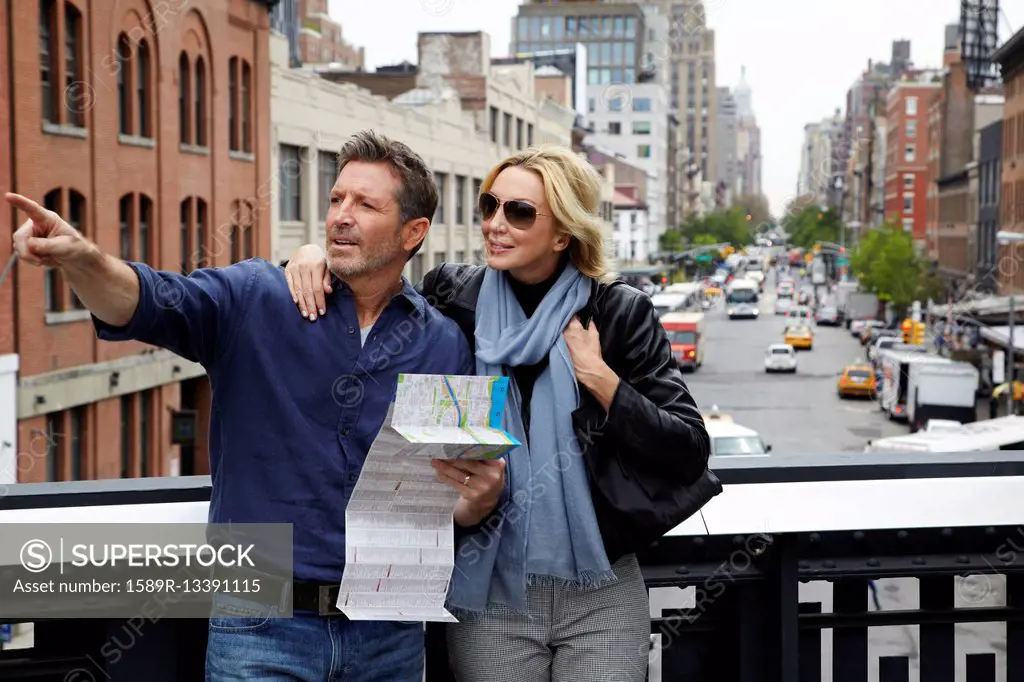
[446,261,614,615]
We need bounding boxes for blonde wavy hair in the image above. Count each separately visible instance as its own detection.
[480,146,612,281]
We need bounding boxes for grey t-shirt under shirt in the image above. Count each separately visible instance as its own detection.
[360,326,372,346]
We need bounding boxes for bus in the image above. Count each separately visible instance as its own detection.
[725,279,759,319]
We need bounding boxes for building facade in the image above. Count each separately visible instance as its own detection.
[270,30,578,276]
[885,78,939,241]
[0,0,15,484]
[297,0,363,68]
[798,112,844,207]
[9,0,275,484]
[993,27,1024,295]
[976,119,1002,293]
[715,86,738,205]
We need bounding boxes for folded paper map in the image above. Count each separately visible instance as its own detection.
[336,373,520,622]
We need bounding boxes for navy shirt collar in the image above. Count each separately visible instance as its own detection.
[329,274,426,316]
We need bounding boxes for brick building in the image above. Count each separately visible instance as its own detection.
[297,0,363,68]
[884,76,939,242]
[993,27,1024,295]
[8,0,276,485]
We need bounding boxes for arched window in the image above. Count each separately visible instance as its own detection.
[228,57,238,151]
[39,0,56,122]
[43,189,61,311]
[178,53,191,144]
[229,200,241,263]
[243,200,255,259]
[196,198,207,268]
[241,61,252,153]
[117,35,131,135]
[193,57,206,147]
[139,195,152,263]
[64,2,83,127]
[119,193,133,260]
[68,189,86,308]
[179,198,192,273]
[136,40,150,137]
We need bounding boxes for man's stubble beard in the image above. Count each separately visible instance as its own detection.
[328,232,406,279]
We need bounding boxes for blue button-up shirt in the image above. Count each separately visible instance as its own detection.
[94,259,473,582]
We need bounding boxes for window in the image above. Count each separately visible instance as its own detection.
[46,413,60,482]
[40,0,55,122]
[410,253,424,283]
[319,151,336,221]
[139,195,151,263]
[43,189,60,311]
[906,120,916,138]
[904,194,914,212]
[140,390,151,477]
[64,3,83,127]
[503,113,512,146]
[68,190,85,309]
[472,178,482,223]
[243,201,255,259]
[136,40,150,137]
[903,174,914,190]
[117,35,131,134]
[180,198,192,273]
[241,61,252,153]
[230,200,242,263]
[119,194,132,260]
[434,172,446,223]
[905,145,915,162]
[527,123,534,147]
[490,107,498,143]
[455,251,465,263]
[637,144,651,158]
[455,175,466,224]
[120,395,133,478]
[633,98,652,112]
[906,97,918,115]
[229,57,238,150]
[279,145,303,221]
[632,121,652,135]
[196,199,207,268]
[69,406,84,481]
[516,118,523,149]
[194,57,207,146]
[178,53,191,143]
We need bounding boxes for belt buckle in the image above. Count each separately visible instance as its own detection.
[318,584,340,616]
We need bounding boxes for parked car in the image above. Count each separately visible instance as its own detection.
[815,306,840,326]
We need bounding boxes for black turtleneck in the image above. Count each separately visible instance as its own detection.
[505,256,569,438]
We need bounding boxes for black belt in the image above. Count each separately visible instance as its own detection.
[213,565,347,617]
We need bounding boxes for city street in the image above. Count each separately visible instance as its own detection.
[683,284,905,456]
[648,273,1007,682]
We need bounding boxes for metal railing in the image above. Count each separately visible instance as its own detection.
[1,451,1022,681]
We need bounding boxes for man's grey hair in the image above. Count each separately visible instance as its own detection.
[335,130,438,259]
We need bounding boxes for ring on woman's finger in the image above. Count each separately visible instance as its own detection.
[463,474,471,486]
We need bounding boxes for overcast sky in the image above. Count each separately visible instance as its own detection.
[328,0,1024,217]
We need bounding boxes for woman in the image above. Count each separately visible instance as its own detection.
[285,146,711,681]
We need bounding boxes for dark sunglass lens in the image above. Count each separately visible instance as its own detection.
[505,200,538,227]
[479,193,498,219]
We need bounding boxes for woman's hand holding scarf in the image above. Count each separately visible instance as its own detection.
[562,316,621,412]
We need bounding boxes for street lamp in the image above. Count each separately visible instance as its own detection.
[996,231,1023,415]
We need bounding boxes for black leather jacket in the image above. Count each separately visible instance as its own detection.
[419,263,712,562]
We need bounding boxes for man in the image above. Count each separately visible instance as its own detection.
[7,130,504,681]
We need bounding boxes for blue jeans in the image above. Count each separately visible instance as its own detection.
[205,595,424,681]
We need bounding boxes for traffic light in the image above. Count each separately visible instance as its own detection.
[839,247,845,255]
[910,321,926,345]
[901,318,913,343]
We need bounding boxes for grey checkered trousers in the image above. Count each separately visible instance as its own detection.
[446,554,651,682]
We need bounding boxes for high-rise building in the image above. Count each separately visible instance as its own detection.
[733,67,761,200]
[649,0,718,211]
[885,73,941,242]
[714,87,738,205]
[798,112,845,207]
[7,0,276,484]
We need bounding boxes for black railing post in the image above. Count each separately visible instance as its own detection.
[878,656,909,682]
[734,533,797,682]
[1007,573,1024,682]
[831,579,869,682]
[919,577,955,682]
[798,602,822,682]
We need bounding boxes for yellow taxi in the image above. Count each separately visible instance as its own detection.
[837,363,877,398]
[783,325,813,350]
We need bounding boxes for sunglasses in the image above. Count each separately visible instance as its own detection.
[478,192,551,229]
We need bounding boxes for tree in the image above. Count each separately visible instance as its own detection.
[679,207,754,249]
[849,223,941,315]
[659,229,684,252]
[782,205,846,250]
[733,193,771,228]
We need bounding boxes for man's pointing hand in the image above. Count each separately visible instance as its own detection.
[5,192,90,267]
